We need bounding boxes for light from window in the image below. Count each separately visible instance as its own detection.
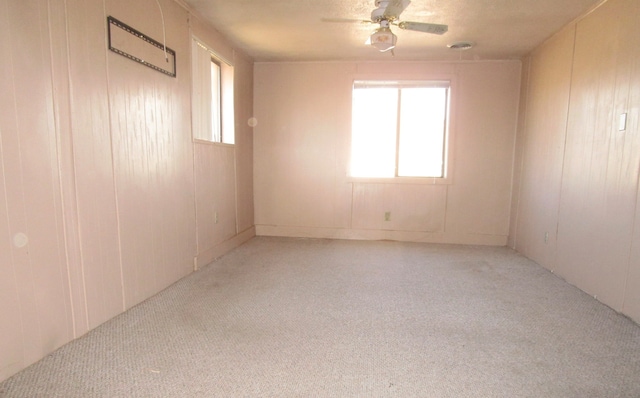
[350,81,449,178]
[210,59,221,142]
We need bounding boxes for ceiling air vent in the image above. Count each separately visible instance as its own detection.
[447,41,474,50]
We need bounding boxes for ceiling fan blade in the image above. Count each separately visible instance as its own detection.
[321,17,373,24]
[397,21,448,35]
[383,0,411,19]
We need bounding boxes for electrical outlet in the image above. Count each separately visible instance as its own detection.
[544,232,549,243]
[214,211,219,224]
[384,211,391,221]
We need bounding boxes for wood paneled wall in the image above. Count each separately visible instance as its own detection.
[189,15,256,268]
[254,61,521,245]
[511,0,640,322]
[0,0,73,378]
[510,26,575,267]
[0,0,254,382]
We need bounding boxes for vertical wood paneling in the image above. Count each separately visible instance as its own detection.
[190,16,255,268]
[194,144,237,254]
[0,144,22,380]
[444,62,521,237]
[64,0,124,330]
[254,63,354,230]
[47,0,89,337]
[515,0,640,321]
[0,0,73,378]
[619,0,640,321]
[1,0,254,382]
[12,0,73,357]
[555,0,638,309]
[0,1,40,377]
[508,54,530,250]
[254,61,520,243]
[513,27,575,268]
[106,0,195,309]
[352,183,446,232]
[0,71,23,380]
[233,53,255,233]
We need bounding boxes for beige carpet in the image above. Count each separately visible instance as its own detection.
[1,237,640,397]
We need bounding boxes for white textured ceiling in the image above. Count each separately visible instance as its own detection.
[182,0,603,62]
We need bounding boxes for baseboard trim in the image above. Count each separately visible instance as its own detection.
[255,225,507,246]
[195,226,256,269]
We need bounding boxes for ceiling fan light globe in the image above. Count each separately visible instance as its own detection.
[370,28,397,52]
[372,41,396,52]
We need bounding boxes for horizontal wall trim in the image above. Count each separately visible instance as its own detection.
[254,60,523,66]
[256,225,507,246]
[195,226,256,269]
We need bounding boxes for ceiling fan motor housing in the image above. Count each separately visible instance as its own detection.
[371,1,390,22]
[374,0,390,8]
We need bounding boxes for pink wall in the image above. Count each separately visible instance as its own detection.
[254,61,522,245]
[0,0,73,378]
[3,0,637,385]
[511,0,640,322]
[0,0,254,381]
[190,15,256,268]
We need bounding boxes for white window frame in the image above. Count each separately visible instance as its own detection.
[191,37,235,145]
[348,74,456,185]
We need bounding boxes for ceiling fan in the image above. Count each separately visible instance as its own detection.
[323,0,448,53]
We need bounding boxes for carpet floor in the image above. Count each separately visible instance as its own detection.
[1,237,640,397]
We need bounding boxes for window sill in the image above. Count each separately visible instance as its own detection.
[346,176,452,185]
[193,139,235,148]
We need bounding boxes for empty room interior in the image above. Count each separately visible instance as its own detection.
[1,0,640,395]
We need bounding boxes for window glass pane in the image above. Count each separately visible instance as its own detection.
[397,87,447,177]
[350,88,398,178]
[211,60,221,142]
[221,62,235,144]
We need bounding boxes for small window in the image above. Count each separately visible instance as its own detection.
[350,80,450,179]
[210,58,221,142]
[191,38,234,144]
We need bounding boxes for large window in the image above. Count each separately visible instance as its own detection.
[350,80,450,179]
[191,38,234,144]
